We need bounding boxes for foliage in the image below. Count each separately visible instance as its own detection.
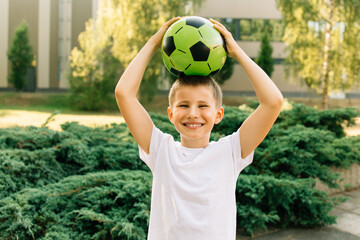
[0,149,62,199]
[0,102,359,237]
[236,175,341,236]
[276,103,358,137]
[69,30,121,111]
[0,123,146,198]
[276,0,360,109]
[212,103,360,188]
[69,0,204,110]
[256,33,274,78]
[215,102,358,138]
[252,125,355,188]
[212,106,251,137]
[215,57,236,85]
[0,170,152,240]
[7,20,34,91]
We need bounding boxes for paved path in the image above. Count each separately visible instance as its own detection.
[237,189,360,240]
[0,110,124,131]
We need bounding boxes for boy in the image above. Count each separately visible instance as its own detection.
[115,17,283,240]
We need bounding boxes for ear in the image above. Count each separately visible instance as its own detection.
[215,106,224,124]
[168,106,174,124]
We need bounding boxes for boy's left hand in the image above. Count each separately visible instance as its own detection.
[210,19,239,58]
[150,17,182,50]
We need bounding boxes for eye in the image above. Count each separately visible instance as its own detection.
[178,104,188,108]
[199,104,209,108]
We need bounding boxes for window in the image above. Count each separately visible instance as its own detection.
[239,19,252,36]
[220,18,285,41]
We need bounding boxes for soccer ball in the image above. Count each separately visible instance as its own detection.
[161,16,227,77]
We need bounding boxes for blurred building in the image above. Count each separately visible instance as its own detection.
[0,0,358,97]
[0,0,96,91]
[194,0,309,97]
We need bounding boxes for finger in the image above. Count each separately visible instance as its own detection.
[211,21,231,38]
[209,18,219,24]
[156,17,179,36]
[209,19,225,31]
[165,16,182,27]
[209,18,225,28]
[212,22,228,36]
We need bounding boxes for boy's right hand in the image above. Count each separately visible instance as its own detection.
[149,17,182,50]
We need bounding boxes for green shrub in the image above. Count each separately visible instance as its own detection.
[0,170,151,240]
[0,103,358,237]
[0,126,67,150]
[0,149,63,199]
[215,102,359,138]
[277,103,359,137]
[68,72,118,111]
[212,106,251,137]
[0,123,147,200]
[236,175,342,236]
[0,171,342,239]
[250,125,347,188]
[330,136,360,168]
[210,103,360,188]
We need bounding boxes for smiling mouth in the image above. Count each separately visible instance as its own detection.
[183,123,204,128]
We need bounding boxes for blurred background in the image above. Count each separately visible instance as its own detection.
[1,0,359,112]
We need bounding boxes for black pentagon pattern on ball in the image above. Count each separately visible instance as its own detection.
[170,68,183,76]
[209,69,220,76]
[185,17,206,29]
[190,41,210,61]
[163,36,176,57]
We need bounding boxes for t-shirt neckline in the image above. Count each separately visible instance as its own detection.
[176,142,205,162]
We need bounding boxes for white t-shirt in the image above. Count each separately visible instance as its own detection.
[139,125,254,240]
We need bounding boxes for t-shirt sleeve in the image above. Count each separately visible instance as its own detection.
[138,125,165,172]
[229,128,254,174]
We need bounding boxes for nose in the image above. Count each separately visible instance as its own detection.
[188,105,199,118]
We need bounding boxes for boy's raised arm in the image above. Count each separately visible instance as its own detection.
[211,19,283,159]
[115,17,181,154]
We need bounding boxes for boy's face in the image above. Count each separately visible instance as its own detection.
[168,85,224,148]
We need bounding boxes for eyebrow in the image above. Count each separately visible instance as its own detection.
[176,100,211,105]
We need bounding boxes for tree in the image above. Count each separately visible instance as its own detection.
[69,0,203,110]
[7,20,33,91]
[215,57,236,85]
[277,0,360,109]
[256,33,274,78]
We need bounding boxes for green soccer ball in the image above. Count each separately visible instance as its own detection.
[161,16,227,77]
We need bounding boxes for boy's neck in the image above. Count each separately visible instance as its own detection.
[180,135,210,149]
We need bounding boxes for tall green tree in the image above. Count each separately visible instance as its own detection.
[70,0,203,110]
[215,56,236,85]
[277,0,360,109]
[256,33,274,78]
[7,20,33,91]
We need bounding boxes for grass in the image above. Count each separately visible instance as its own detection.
[0,92,119,115]
[1,92,360,114]
[0,92,72,112]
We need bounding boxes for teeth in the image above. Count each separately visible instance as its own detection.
[185,124,202,128]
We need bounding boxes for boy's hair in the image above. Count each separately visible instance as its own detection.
[168,75,223,108]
